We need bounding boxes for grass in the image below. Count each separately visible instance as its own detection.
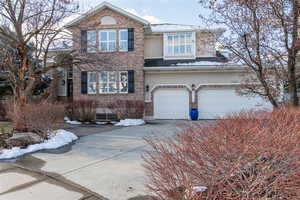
[0,121,13,134]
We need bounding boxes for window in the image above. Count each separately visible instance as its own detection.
[119,29,128,51]
[87,30,97,52]
[101,16,117,25]
[87,72,97,94]
[99,30,116,52]
[164,32,195,58]
[99,72,117,93]
[119,71,128,93]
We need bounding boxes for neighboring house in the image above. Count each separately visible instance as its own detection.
[60,1,272,120]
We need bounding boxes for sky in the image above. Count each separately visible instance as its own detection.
[77,0,208,25]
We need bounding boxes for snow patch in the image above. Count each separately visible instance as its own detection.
[175,61,226,66]
[114,119,145,127]
[95,122,109,125]
[0,130,78,160]
[64,117,82,125]
[193,186,207,193]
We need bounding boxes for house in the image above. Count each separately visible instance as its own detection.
[59,1,272,120]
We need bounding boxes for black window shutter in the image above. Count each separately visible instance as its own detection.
[128,28,134,51]
[128,70,135,93]
[81,71,88,94]
[81,30,87,53]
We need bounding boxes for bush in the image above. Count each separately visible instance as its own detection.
[143,108,300,200]
[66,100,98,122]
[108,99,144,119]
[11,103,65,139]
[0,101,7,120]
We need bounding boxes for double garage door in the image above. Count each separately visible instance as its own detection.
[153,87,272,120]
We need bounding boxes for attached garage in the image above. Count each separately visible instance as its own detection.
[198,87,273,119]
[153,88,190,119]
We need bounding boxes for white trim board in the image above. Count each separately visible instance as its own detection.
[145,84,192,102]
[65,1,150,28]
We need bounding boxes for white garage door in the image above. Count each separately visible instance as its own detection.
[198,87,273,119]
[154,88,189,119]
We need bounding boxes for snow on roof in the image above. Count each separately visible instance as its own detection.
[150,24,201,32]
[175,61,228,66]
[174,60,244,67]
[150,24,225,34]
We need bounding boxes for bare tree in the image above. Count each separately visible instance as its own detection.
[199,0,300,107]
[0,0,103,131]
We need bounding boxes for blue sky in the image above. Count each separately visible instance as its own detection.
[78,0,208,25]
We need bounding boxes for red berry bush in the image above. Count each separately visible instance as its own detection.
[143,108,300,200]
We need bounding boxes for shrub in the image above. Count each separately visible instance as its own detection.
[143,108,300,200]
[66,100,98,122]
[107,99,144,119]
[11,103,65,139]
[0,100,7,120]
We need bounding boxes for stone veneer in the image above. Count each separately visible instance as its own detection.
[68,8,145,106]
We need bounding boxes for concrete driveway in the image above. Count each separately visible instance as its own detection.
[0,120,208,200]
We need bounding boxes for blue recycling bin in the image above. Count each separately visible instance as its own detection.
[190,108,199,121]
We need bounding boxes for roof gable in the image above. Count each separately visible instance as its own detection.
[65,1,149,27]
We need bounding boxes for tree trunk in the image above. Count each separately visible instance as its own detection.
[288,61,299,107]
[289,0,300,107]
[13,85,29,132]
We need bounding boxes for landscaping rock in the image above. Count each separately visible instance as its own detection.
[5,132,44,148]
[0,132,12,140]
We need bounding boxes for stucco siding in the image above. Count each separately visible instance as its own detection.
[144,31,217,60]
[145,71,244,89]
[196,32,216,57]
[144,35,163,59]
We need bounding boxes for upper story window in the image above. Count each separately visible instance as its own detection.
[99,30,117,52]
[87,30,97,52]
[82,29,134,53]
[119,29,128,51]
[164,32,196,59]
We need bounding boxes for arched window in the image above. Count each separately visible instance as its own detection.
[101,16,117,25]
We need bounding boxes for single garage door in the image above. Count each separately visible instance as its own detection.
[154,88,189,119]
[198,87,272,119]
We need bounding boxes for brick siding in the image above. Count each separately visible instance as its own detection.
[69,8,145,107]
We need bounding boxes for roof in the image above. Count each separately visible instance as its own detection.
[48,40,72,52]
[148,24,225,34]
[143,65,247,73]
[145,52,229,67]
[65,1,150,28]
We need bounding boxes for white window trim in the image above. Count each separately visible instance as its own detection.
[87,72,97,94]
[87,30,97,53]
[99,71,118,94]
[163,32,196,60]
[119,71,128,93]
[99,30,117,52]
[119,29,128,52]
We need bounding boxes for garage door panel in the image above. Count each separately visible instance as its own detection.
[198,88,272,119]
[154,88,189,119]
